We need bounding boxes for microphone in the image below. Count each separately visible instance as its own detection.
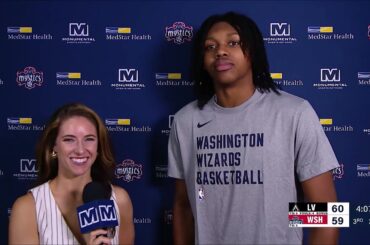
[77,181,118,238]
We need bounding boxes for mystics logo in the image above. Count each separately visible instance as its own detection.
[332,164,344,180]
[155,72,194,87]
[111,68,145,90]
[358,72,370,86]
[165,22,193,44]
[56,72,101,86]
[7,26,52,40]
[62,23,95,44]
[307,25,354,40]
[313,68,348,89]
[263,23,297,44]
[13,159,38,180]
[106,26,151,41]
[115,159,143,182]
[16,67,43,89]
[320,118,353,133]
[270,72,303,87]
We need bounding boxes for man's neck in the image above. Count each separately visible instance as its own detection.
[214,83,256,108]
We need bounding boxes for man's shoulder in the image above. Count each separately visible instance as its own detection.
[264,90,308,110]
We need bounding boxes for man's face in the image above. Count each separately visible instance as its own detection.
[203,21,253,88]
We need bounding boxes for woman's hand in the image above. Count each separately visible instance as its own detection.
[84,229,112,245]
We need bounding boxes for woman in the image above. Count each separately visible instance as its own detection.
[9,103,134,245]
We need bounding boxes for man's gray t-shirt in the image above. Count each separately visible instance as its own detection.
[168,89,339,244]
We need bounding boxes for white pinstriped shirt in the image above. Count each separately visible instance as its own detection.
[30,182,120,244]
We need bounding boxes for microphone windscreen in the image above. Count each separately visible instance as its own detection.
[82,181,111,203]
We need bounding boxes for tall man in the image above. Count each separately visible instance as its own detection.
[168,12,339,244]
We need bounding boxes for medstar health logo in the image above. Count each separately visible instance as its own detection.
[165,22,193,44]
[16,67,43,89]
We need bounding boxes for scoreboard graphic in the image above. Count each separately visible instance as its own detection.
[289,202,350,227]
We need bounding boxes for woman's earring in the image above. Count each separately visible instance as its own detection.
[51,151,57,158]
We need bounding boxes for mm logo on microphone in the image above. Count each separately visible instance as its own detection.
[77,199,118,233]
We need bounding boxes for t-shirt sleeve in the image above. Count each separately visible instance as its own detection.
[295,101,339,182]
[167,116,185,179]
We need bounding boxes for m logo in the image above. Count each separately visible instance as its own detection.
[321,68,341,82]
[119,69,138,82]
[77,200,118,233]
[79,207,99,228]
[79,205,117,227]
[270,23,290,36]
[69,23,89,37]
[99,205,117,221]
[20,159,37,173]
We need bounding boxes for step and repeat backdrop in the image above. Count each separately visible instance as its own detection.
[1,0,369,244]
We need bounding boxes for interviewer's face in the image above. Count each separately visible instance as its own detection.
[203,21,252,88]
[53,116,98,178]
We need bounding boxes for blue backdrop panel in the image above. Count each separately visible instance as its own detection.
[0,1,369,244]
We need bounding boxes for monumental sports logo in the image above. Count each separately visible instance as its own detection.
[155,72,194,86]
[358,72,370,85]
[332,164,344,180]
[0,77,4,86]
[161,115,174,135]
[7,26,52,40]
[13,159,38,180]
[368,25,370,39]
[165,22,193,44]
[320,118,353,133]
[363,128,370,135]
[270,72,303,86]
[111,68,145,90]
[313,68,348,89]
[357,164,370,177]
[16,67,43,89]
[106,26,151,41]
[56,72,101,86]
[115,159,143,182]
[62,23,95,44]
[263,23,298,44]
[307,25,354,40]
[164,210,173,225]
